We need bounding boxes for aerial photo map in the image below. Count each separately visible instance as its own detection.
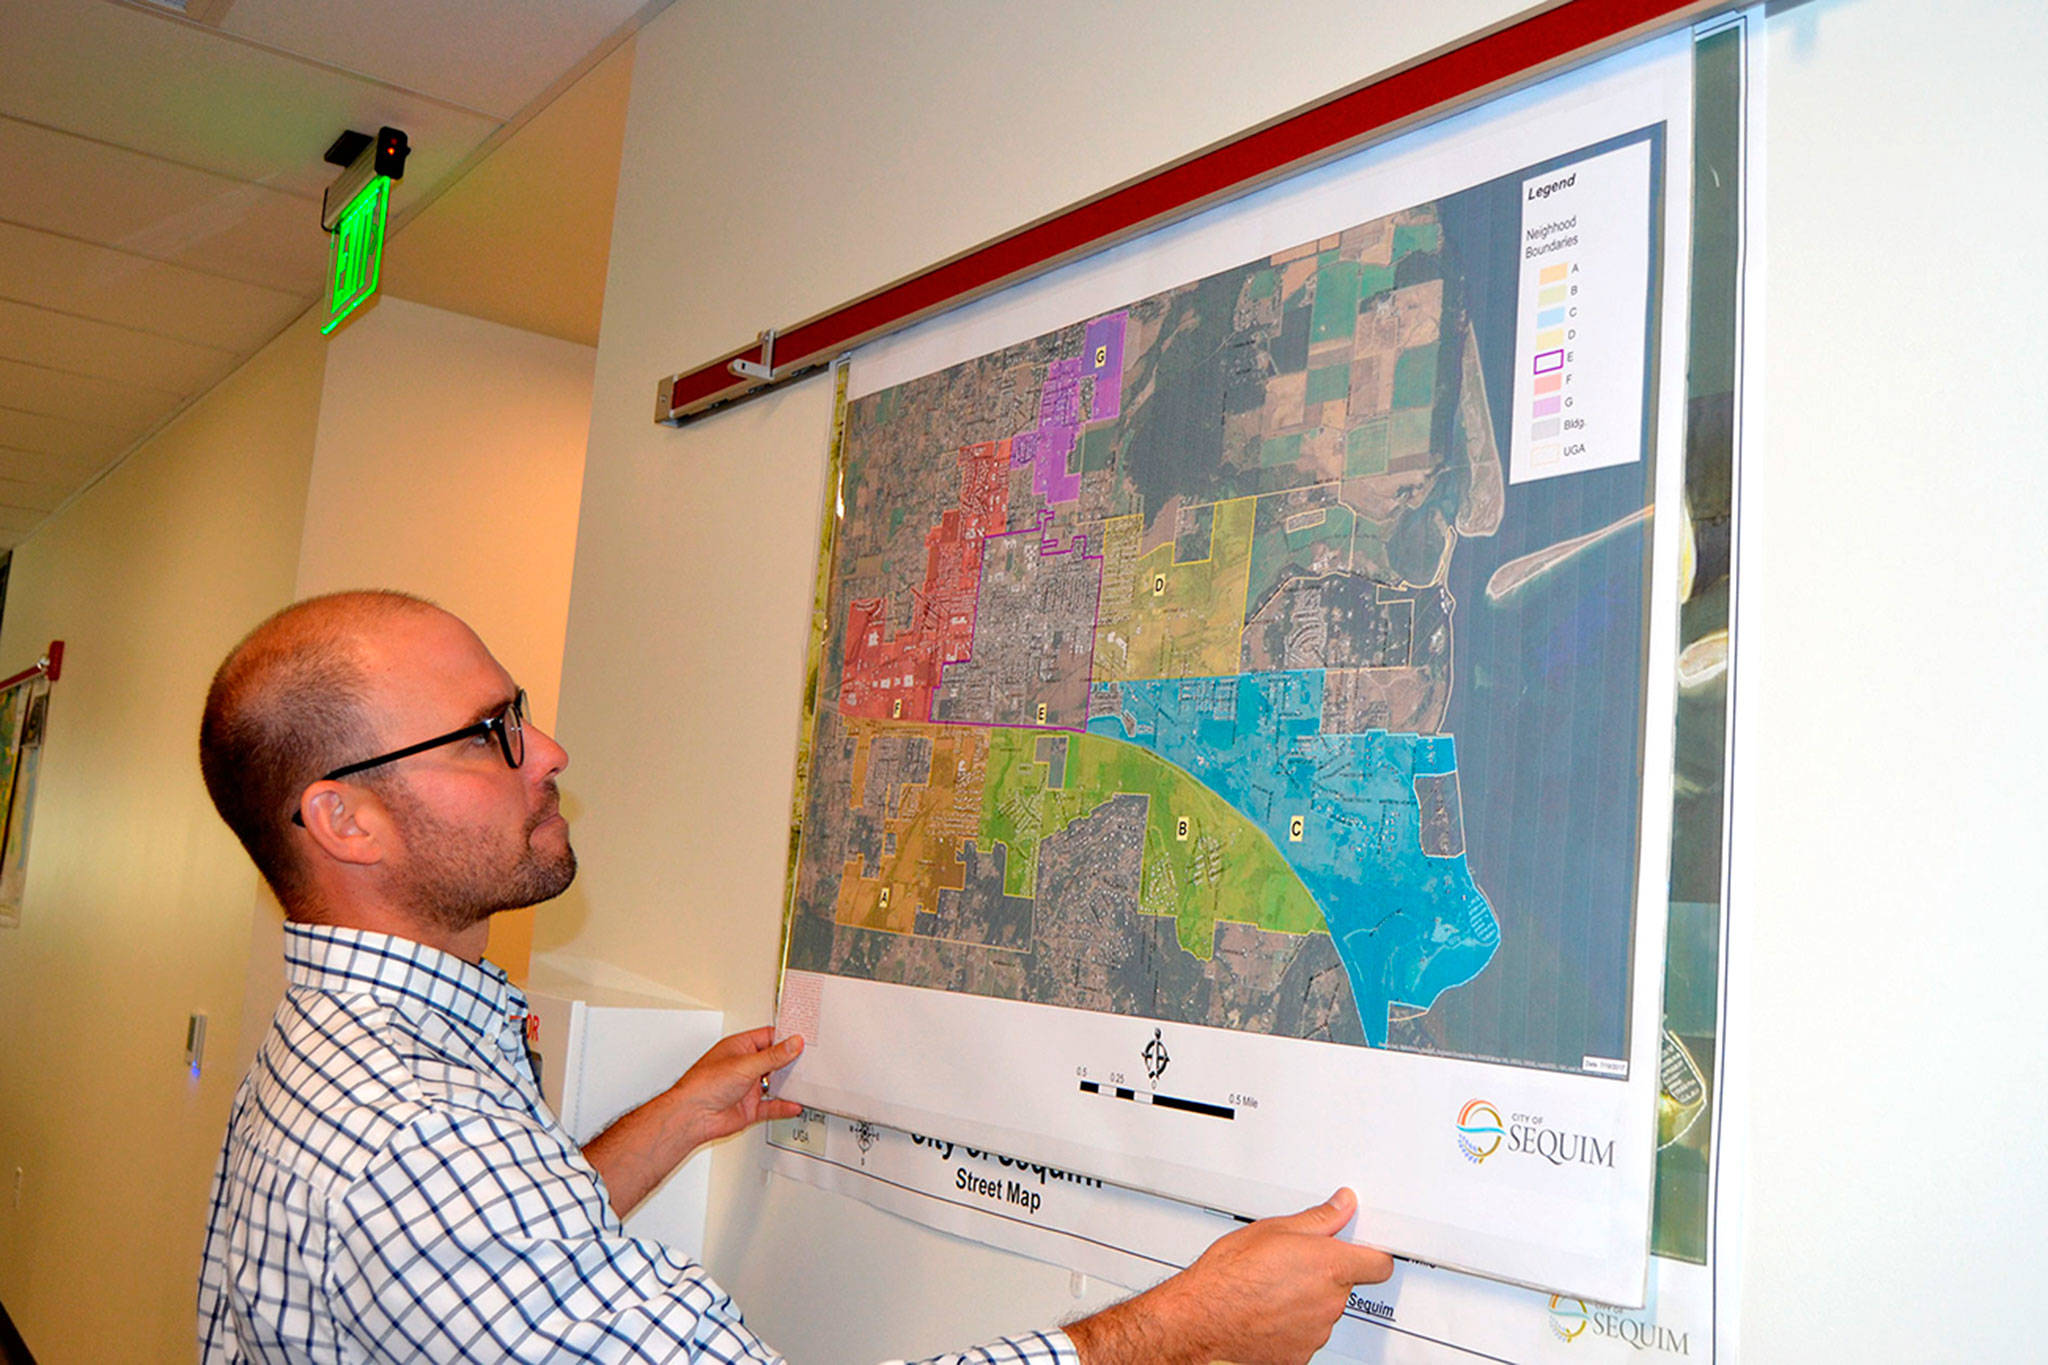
[784,129,1664,1077]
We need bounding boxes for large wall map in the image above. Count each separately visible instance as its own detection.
[787,134,1660,1075]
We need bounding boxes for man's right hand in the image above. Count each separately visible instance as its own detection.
[580,1028,803,1218]
[1063,1188,1393,1365]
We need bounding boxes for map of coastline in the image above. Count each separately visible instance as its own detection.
[786,133,1661,1072]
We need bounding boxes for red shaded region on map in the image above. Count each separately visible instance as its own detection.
[839,440,1012,720]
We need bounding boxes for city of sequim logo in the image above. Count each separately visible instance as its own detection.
[1455,1099,1505,1163]
[1544,1295,1693,1355]
[1548,1295,1590,1342]
[1454,1098,1616,1169]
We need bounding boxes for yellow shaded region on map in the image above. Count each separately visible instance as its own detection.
[836,724,985,931]
[1094,497,1256,683]
[981,726,1326,959]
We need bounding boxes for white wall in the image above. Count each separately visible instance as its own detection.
[299,295,592,723]
[1736,1,2048,1357]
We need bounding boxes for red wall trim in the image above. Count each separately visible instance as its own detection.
[658,0,1713,425]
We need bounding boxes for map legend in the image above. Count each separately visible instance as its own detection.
[1509,141,1655,484]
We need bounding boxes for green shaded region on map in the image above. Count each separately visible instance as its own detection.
[789,709,1368,1045]
[981,727,1326,958]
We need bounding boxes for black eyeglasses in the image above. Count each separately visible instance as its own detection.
[291,689,527,827]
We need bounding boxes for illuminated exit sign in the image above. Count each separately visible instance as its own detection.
[322,175,391,335]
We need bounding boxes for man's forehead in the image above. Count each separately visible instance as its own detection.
[356,609,514,724]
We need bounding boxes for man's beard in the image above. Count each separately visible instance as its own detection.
[383,783,577,933]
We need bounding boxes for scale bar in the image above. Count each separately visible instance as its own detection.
[1079,1080,1235,1120]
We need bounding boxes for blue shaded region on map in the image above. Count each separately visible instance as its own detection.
[1087,670,1500,1045]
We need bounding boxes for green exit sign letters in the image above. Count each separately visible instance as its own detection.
[323,175,391,335]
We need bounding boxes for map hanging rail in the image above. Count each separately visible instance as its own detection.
[654,0,1725,428]
[0,642,64,692]
[728,329,783,382]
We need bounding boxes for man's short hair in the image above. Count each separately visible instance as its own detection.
[199,591,436,909]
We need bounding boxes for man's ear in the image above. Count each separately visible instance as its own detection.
[297,783,390,867]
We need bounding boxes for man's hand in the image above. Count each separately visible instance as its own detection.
[667,1026,807,1150]
[580,1027,804,1217]
[1064,1188,1393,1365]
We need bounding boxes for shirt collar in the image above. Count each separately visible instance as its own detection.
[283,922,527,1038]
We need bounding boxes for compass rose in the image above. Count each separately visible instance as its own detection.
[1142,1028,1170,1083]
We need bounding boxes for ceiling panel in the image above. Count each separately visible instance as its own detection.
[0,473,80,514]
[0,453,107,496]
[0,1,505,203]
[220,0,652,121]
[0,416,123,474]
[0,358,182,434]
[0,0,646,550]
[0,117,333,290]
[0,506,52,537]
[0,299,240,394]
[0,223,311,352]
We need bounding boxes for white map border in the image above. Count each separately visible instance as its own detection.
[777,32,1696,1307]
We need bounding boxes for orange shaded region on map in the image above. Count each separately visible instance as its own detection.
[839,441,1011,721]
[836,723,989,932]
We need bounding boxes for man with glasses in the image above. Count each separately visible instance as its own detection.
[197,590,1392,1365]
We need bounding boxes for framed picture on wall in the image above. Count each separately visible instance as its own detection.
[0,675,52,928]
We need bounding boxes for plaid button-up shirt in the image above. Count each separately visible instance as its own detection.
[199,924,1077,1365]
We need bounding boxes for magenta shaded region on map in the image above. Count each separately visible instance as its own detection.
[1014,311,1127,506]
[1082,312,1128,420]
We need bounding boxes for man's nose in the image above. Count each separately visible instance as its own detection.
[524,723,569,777]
